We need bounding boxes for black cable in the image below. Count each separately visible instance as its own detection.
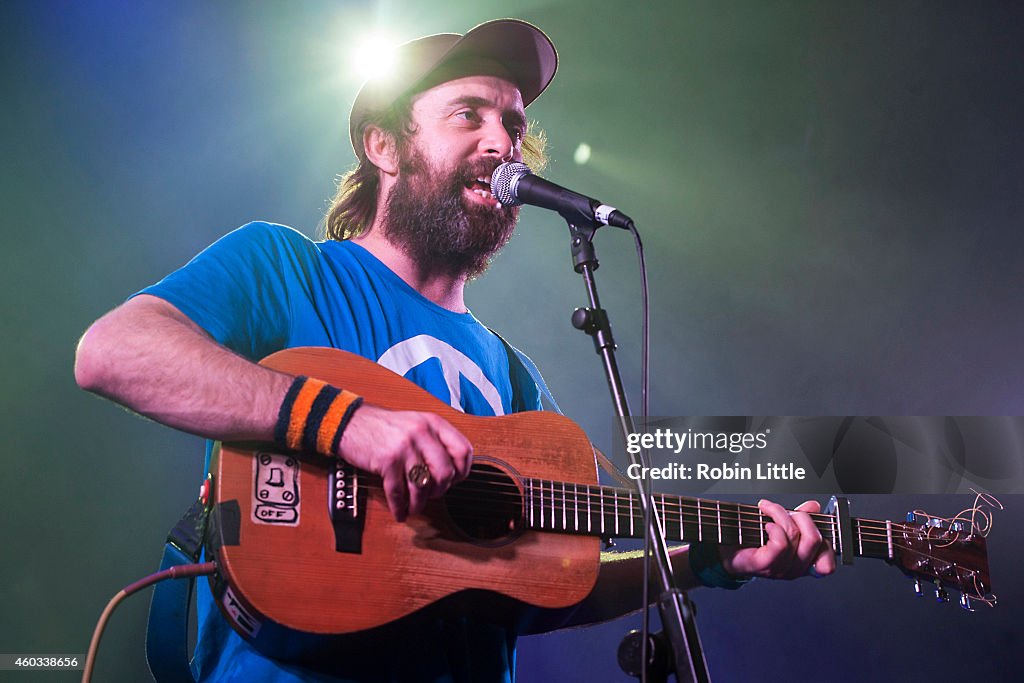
[626,222,653,683]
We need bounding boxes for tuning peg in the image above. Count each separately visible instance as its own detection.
[935,586,949,603]
[959,594,974,611]
[913,579,924,597]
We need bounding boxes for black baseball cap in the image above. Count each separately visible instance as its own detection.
[348,19,558,159]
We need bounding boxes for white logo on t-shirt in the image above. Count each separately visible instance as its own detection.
[376,334,504,415]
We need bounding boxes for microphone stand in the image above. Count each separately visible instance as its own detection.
[560,214,711,683]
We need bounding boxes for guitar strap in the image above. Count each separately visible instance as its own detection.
[146,497,207,682]
[489,329,563,415]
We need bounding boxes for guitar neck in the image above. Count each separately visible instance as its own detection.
[523,478,896,561]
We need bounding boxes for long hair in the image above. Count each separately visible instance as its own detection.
[323,103,548,241]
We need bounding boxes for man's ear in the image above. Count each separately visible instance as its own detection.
[363,126,399,176]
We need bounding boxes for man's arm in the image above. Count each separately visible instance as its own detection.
[75,294,292,440]
[522,499,835,632]
[75,294,472,521]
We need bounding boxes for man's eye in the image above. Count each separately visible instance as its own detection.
[455,110,479,122]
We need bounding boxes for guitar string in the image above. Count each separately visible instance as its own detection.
[329,471,994,598]
[342,478,968,547]
[441,471,918,535]
[339,469,960,541]
[334,480,992,596]
[338,470,999,544]
[460,477,947,540]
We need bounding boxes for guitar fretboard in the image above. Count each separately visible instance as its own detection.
[523,478,896,561]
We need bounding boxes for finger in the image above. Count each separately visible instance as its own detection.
[382,461,409,523]
[762,521,792,557]
[404,453,434,518]
[794,500,821,514]
[759,521,796,577]
[793,500,836,577]
[425,414,474,481]
[812,547,837,577]
[413,431,456,500]
[789,507,824,576]
[759,499,800,546]
[759,500,801,576]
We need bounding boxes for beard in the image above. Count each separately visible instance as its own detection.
[381,148,519,280]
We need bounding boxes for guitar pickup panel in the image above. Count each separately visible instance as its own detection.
[328,460,366,554]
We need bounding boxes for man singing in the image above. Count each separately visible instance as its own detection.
[75,19,833,682]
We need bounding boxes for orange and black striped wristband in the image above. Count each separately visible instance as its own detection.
[274,375,363,456]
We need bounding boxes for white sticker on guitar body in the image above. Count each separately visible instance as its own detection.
[222,585,262,638]
[252,452,300,526]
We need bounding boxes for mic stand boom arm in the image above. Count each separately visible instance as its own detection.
[562,215,711,683]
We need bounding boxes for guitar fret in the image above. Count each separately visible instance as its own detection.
[664,497,672,535]
[830,512,837,552]
[659,497,667,540]
[614,490,620,535]
[738,504,743,545]
[715,503,735,546]
[680,498,696,542]
[586,485,591,532]
[697,499,703,542]
[759,509,765,547]
[550,481,556,529]
[622,491,630,540]
[858,519,863,556]
[573,483,579,531]
[527,480,534,528]
[678,496,684,541]
[539,480,545,529]
[600,488,606,535]
[836,510,844,559]
[561,482,567,530]
[886,520,893,559]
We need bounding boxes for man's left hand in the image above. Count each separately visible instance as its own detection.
[720,499,836,580]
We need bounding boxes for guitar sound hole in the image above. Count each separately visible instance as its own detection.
[444,462,523,543]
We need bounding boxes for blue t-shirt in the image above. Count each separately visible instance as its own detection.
[139,221,542,682]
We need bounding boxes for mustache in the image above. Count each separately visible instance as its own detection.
[457,159,502,183]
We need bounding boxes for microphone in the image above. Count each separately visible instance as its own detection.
[490,162,635,229]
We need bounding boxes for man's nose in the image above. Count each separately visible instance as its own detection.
[479,120,515,162]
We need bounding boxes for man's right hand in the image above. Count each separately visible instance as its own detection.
[338,405,473,522]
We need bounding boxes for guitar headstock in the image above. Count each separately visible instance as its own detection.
[890,494,1000,610]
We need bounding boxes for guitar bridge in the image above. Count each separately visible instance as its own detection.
[329,461,366,554]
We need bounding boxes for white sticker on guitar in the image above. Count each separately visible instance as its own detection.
[252,452,300,526]
[223,585,262,637]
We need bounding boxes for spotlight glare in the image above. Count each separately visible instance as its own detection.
[573,143,592,165]
[349,34,400,82]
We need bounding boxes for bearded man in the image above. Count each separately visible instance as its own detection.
[75,19,833,683]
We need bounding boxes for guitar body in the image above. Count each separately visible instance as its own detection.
[207,347,601,657]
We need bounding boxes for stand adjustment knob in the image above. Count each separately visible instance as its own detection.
[572,307,594,331]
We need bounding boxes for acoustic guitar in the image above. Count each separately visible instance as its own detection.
[206,347,996,660]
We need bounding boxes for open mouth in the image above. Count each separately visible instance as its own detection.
[464,176,498,203]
